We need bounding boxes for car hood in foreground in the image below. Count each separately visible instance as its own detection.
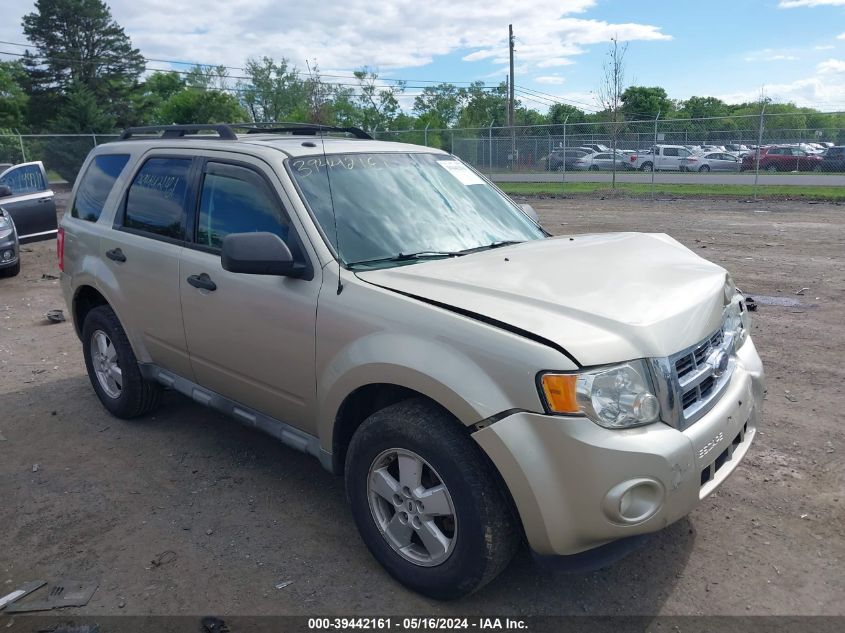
[355,233,728,366]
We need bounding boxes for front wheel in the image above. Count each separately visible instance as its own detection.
[82,305,161,419]
[0,259,20,278]
[640,162,653,172]
[345,398,520,599]
[765,163,779,172]
[589,165,599,171]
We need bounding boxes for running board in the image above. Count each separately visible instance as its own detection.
[139,364,332,471]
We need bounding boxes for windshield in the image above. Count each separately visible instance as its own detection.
[288,152,544,268]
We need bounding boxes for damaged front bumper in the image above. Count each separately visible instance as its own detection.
[473,338,764,556]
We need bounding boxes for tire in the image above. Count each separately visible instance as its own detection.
[699,165,710,172]
[765,163,778,172]
[82,305,161,419]
[812,164,822,173]
[640,162,653,172]
[589,165,599,171]
[345,398,520,599]
[0,259,20,278]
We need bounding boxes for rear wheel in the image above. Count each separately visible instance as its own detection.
[765,163,779,172]
[345,398,520,599]
[589,165,599,171]
[640,162,653,172]
[699,165,711,172]
[82,305,161,419]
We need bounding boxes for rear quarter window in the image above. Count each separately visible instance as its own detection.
[123,157,192,240]
[71,154,130,222]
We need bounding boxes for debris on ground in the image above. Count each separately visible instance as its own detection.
[150,550,177,568]
[0,580,47,610]
[201,616,229,633]
[784,391,798,403]
[745,296,758,312]
[4,580,98,613]
[36,624,101,633]
[795,287,809,295]
[45,309,65,323]
[32,463,39,472]
[274,580,293,590]
[41,273,59,280]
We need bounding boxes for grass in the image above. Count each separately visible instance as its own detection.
[495,181,845,201]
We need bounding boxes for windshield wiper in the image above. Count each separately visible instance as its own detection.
[457,240,524,255]
[346,251,461,269]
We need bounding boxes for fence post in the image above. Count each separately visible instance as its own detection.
[488,120,494,173]
[15,129,26,162]
[754,104,766,201]
[562,115,569,193]
[424,122,430,147]
[652,110,660,199]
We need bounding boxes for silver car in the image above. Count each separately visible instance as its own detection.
[582,151,633,171]
[681,152,742,172]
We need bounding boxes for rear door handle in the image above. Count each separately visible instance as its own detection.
[106,248,126,262]
[187,273,217,292]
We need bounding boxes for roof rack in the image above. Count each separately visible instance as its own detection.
[120,124,238,140]
[119,122,373,141]
[236,122,373,140]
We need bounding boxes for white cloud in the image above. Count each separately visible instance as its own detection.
[815,44,836,49]
[743,48,800,62]
[838,32,845,39]
[2,0,670,83]
[716,58,845,107]
[535,75,566,85]
[779,0,845,7]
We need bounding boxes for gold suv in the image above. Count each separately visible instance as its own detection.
[60,124,764,599]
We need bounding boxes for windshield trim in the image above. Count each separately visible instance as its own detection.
[283,150,545,270]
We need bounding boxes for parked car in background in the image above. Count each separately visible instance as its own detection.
[820,146,845,172]
[0,161,58,243]
[629,145,693,171]
[580,143,610,153]
[741,146,823,172]
[724,144,751,155]
[681,152,742,172]
[0,205,20,277]
[582,151,634,171]
[546,149,589,171]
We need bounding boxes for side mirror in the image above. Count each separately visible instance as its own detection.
[519,203,540,224]
[0,185,12,198]
[221,232,302,277]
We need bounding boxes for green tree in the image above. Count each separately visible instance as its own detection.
[676,96,730,120]
[0,61,29,129]
[238,57,306,123]
[620,86,672,120]
[44,82,115,182]
[547,103,587,125]
[353,68,405,131]
[135,71,185,124]
[456,81,508,129]
[413,83,462,129]
[22,0,146,128]
[156,88,247,124]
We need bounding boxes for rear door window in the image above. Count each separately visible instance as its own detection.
[123,157,192,240]
[663,148,678,157]
[72,154,130,222]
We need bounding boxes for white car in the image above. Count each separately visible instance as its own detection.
[681,152,743,172]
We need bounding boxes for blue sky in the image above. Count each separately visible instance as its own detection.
[1,0,844,111]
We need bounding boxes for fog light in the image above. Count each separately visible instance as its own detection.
[1,249,12,261]
[602,478,664,525]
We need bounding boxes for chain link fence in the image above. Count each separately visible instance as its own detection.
[2,113,843,193]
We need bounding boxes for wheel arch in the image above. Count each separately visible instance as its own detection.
[72,284,110,339]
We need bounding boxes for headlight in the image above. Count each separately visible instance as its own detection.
[0,216,11,240]
[540,360,661,429]
[723,295,749,350]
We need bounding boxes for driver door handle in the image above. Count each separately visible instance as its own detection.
[187,273,217,292]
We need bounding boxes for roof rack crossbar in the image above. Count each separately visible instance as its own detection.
[236,122,373,140]
[120,124,238,140]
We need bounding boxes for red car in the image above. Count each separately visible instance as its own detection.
[741,146,823,172]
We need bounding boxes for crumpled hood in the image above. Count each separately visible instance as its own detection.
[356,233,728,366]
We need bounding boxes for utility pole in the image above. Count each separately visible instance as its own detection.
[508,24,515,128]
[508,24,516,169]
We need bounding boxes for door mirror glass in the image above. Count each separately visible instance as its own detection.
[0,185,12,198]
[221,231,301,277]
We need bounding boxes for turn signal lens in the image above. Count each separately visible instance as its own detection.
[541,374,578,414]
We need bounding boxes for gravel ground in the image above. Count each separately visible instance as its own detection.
[0,195,843,618]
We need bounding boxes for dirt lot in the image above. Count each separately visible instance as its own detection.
[0,195,843,618]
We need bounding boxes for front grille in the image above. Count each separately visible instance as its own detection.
[650,326,736,430]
